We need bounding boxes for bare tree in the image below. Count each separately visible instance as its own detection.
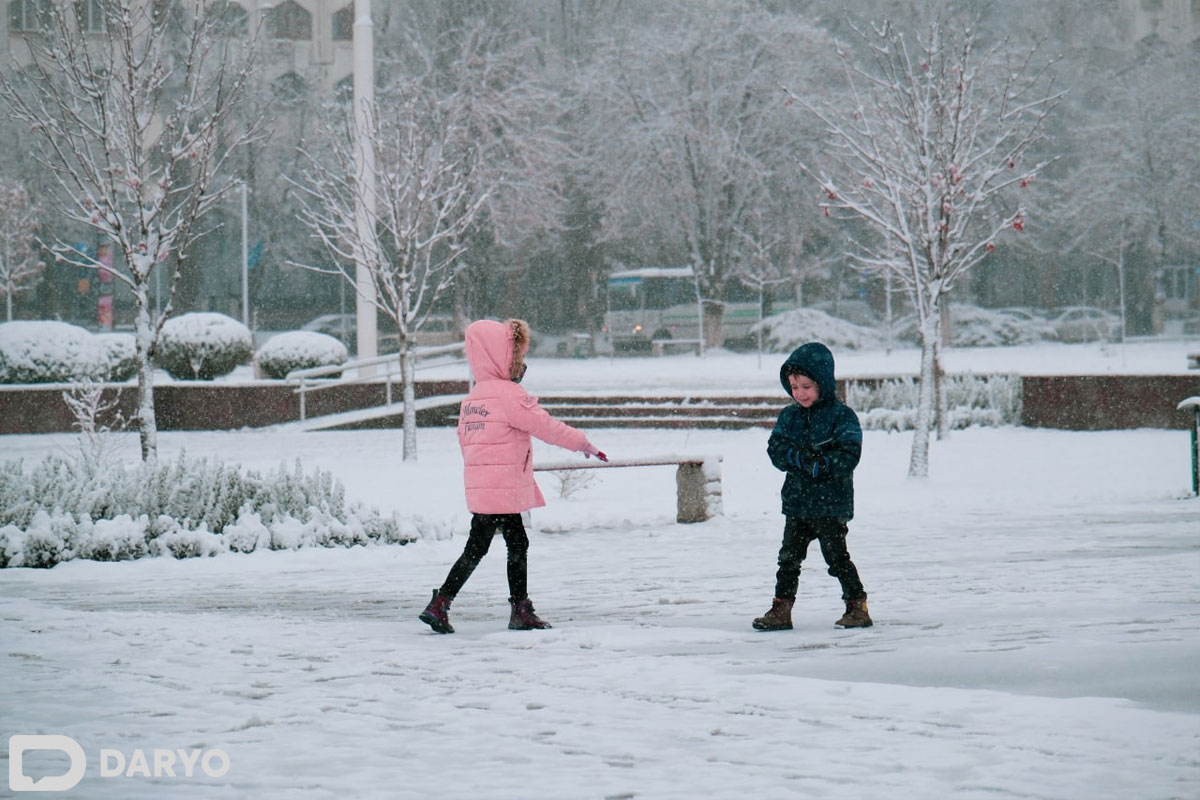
[291,89,488,462]
[0,179,43,320]
[785,18,1062,477]
[0,1,260,462]
[583,1,832,347]
[376,16,569,326]
[1053,38,1200,334]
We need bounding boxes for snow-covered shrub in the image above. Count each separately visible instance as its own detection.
[894,306,1051,347]
[154,312,252,380]
[94,332,137,381]
[752,308,883,353]
[61,382,127,476]
[254,330,348,379]
[0,450,422,568]
[845,374,1022,430]
[0,320,104,383]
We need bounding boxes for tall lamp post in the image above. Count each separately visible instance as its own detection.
[352,0,378,365]
[240,181,249,327]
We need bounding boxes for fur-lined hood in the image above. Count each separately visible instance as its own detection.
[464,318,530,382]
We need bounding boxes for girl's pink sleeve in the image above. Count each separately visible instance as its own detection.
[511,393,591,453]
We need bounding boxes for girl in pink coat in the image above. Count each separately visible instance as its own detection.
[419,318,607,634]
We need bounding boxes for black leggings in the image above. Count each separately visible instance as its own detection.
[439,513,530,600]
[774,517,866,602]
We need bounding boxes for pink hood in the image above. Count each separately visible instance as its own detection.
[457,319,591,514]
[464,319,516,382]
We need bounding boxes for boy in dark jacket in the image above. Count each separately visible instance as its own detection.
[754,341,873,631]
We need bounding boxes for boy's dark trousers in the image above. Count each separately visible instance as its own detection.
[440,513,529,599]
[774,516,865,601]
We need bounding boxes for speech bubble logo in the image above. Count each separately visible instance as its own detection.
[9,735,87,792]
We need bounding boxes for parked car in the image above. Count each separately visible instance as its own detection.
[301,313,355,341]
[301,313,400,354]
[995,307,1058,341]
[410,314,461,348]
[1048,306,1122,343]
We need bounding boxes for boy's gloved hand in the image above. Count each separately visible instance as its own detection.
[786,448,827,479]
[805,454,829,479]
[583,444,609,462]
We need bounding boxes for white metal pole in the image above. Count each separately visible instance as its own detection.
[353,0,378,367]
[240,181,249,327]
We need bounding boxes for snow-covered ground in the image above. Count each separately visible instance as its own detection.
[3,339,1199,798]
[3,417,1199,798]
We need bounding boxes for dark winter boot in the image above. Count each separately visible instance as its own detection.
[835,596,873,628]
[752,597,794,631]
[419,589,454,634]
[508,597,552,630]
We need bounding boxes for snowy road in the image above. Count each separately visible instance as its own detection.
[2,426,1198,798]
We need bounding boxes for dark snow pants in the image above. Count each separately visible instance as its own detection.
[774,516,866,602]
[439,513,529,600]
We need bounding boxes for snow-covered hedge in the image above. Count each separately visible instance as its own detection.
[0,320,105,383]
[752,308,883,353]
[845,374,1022,431]
[0,452,447,568]
[93,332,137,381]
[154,312,252,380]
[255,330,348,380]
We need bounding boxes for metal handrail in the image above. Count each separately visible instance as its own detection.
[289,342,466,421]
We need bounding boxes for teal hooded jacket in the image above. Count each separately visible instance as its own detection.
[766,342,862,520]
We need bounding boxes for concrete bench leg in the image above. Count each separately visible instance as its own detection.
[676,458,723,523]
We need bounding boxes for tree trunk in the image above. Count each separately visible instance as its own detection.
[132,287,158,464]
[935,335,950,440]
[701,299,724,349]
[401,342,417,461]
[908,324,937,479]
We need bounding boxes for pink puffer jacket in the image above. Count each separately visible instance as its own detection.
[457,319,592,514]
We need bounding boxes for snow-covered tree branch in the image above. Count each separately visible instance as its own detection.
[785,17,1062,477]
[583,1,832,347]
[290,87,488,461]
[0,179,43,320]
[0,1,262,462]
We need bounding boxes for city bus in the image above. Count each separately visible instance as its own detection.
[603,266,785,350]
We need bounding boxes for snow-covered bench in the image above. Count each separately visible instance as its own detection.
[533,454,723,523]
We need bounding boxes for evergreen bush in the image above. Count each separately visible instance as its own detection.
[0,320,104,383]
[154,312,252,380]
[0,451,443,568]
[254,330,348,379]
[844,374,1022,430]
[94,332,137,381]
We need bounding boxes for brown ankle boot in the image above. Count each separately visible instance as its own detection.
[418,589,454,634]
[752,597,794,631]
[508,597,552,630]
[835,596,872,628]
